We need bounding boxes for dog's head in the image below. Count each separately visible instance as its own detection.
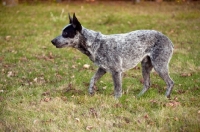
[51,13,82,48]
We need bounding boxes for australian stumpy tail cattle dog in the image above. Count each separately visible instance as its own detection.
[51,13,174,98]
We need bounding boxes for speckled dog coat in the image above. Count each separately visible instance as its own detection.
[51,14,174,98]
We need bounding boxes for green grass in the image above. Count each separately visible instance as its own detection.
[1,1,200,131]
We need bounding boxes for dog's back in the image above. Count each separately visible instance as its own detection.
[94,30,173,72]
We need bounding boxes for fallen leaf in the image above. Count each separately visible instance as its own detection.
[180,73,192,77]
[166,101,180,107]
[114,103,123,108]
[188,73,192,76]
[177,90,185,94]
[100,81,104,83]
[166,102,174,107]
[83,64,90,69]
[35,53,54,62]
[174,97,178,101]
[42,91,50,96]
[72,65,76,69]
[192,87,199,90]
[86,125,93,131]
[0,57,3,62]
[113,123,123,128]
[89,108,98,117]
[150,100,157,103]
[7,71,13,77]
[48,52,54,59]
[0,96,4,102]
[180,73,187,77]
[144,114,149,119]
[174,117,179,121]
[75,118,80,122]
[42,119,53,124]
[102,86,107,90]
[43,97,51,102]
[33,77,45,84]
[5,36,11,40]
[190,98,197,101]
[137,119,141,124]
[151,84,159,88]
[19,57,28,62]
[198,110,200,114]
[33,119,38,124]
[127,21,131,25]
[56,74,62,79]
[61,96,67,102]
[33,77,38,82]
[123,117,131,123]
[18,117,21,120]
[92,85,98,91]
[153,72,159,76]
[169,29,174,35]
[140,78,144,84]
[133,66,140,70]
[3,64,9,68]
[41,46,47,49]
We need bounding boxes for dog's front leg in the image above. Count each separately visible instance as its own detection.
[89,67,106,95]
[111,71,122,98]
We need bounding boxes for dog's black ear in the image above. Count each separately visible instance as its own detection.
[68,13,73,24]
[72,13,82,32]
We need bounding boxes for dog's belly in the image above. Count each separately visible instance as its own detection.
[95,47,149,72]
[121,52,148,71]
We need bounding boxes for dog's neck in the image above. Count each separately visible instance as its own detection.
[81,27,101,48]
[78,27,102,62]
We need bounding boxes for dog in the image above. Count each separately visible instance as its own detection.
[51,13,174,98]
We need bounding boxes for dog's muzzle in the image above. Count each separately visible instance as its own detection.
[51,38,67,48]
[51,39,57,46]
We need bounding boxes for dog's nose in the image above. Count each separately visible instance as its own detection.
[51,39,56,45]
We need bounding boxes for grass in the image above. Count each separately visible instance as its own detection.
[0,1,200,131]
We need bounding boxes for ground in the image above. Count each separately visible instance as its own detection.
[0,1,200,131]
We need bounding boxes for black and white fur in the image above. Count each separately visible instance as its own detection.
[51,13,174,98]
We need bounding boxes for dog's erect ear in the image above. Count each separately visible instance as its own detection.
[68,13,73,24]
[72,13,82,32]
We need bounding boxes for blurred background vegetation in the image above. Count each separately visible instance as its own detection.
[1,0,198,6]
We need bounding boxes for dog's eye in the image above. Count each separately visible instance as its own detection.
[62,30,76,38]
[62,32,68,38]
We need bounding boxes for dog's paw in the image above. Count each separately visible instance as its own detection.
[88,89,95,96]
[114,93,122,99]
[165,93,171,99]
[89,92,95,97]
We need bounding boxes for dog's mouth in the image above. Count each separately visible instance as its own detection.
[51,39,68,48]
[55,44,68,48]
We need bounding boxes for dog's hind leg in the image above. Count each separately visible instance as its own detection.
[138,56,153,97]
[111,71,123,98]
[89,67,106,95]
[151,57,174,98]
[154,66,174,98]
[149,34,174,98]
